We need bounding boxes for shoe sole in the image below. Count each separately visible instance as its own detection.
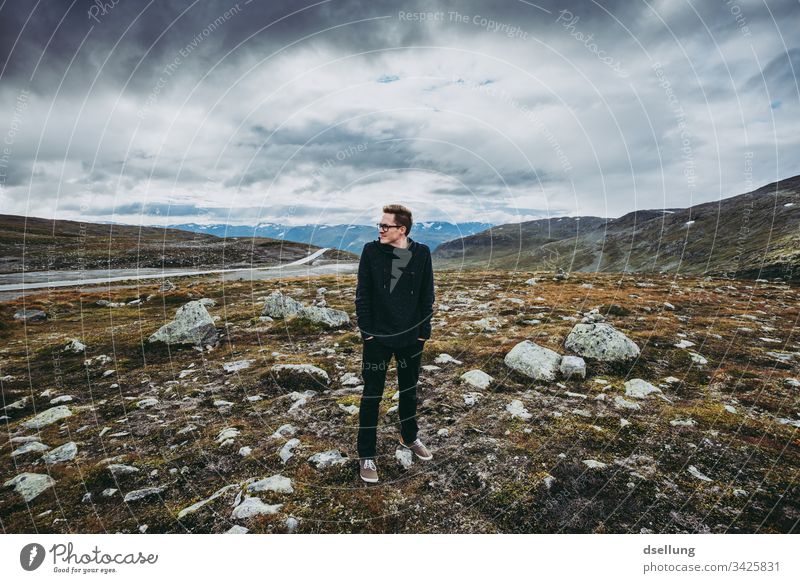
[399,440,433,460]
[360,474,379,483]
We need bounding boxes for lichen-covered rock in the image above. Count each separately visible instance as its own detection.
[246,474,293,494]
[564,323,640,362]
[178,483,240,519]
[308,449,348,469]
[63,338,87,353]
[21,405,72,430]
[261,290,303,318]
[271,363,330,389]
[11,441,50,457]
[14,308,46,322]
[396,448,413,469]
[279,438,300,463]
[231,496,282,519]
[41,441,78,465]
[124,485,166,502]
[624,378,662,399]
[560,355,587,379]
[148,300,218,346]
[4,472,55,502]
[460,369,494,390]
[504,340,561,381]
[506,399,532,420]
[223,359,254,373]
[107,464,141,477]
[296,305,350,328]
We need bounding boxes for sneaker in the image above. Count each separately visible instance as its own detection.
[359,458,379,483]
[399,437,433,461]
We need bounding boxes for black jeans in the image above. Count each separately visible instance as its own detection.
[357,338,424,459]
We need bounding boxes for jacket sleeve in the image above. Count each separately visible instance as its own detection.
[417,248,435,340]
[355,246,374,340]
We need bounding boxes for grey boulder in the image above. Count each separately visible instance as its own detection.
[564,323,640,362]
[148,301,218,346]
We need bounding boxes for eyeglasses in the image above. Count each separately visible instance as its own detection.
[376,223,402,232]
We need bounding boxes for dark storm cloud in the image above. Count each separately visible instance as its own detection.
[0,0,438,93]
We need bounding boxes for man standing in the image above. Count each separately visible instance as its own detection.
[354,204,435,483]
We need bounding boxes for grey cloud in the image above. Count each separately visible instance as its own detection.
[1,0,798,226]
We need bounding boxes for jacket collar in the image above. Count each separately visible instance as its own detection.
[376,236,416,254]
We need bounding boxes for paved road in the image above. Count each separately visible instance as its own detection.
[0,248,357,300]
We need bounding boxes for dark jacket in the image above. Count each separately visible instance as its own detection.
[355,236,435,347]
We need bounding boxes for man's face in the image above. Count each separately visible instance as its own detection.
[378,212,406,244]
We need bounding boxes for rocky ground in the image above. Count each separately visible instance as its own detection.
[1,271,798,533]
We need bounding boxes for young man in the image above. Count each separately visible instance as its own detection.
[354,204,435,483]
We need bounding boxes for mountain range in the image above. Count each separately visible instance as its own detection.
[160,221,494,254]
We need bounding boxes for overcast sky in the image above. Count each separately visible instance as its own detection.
[0,0,797,227]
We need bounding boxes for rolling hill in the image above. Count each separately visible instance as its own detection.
[0,214,356,274]
[433,176,800,280]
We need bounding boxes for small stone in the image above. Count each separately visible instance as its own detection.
[279,438,300,463]
[688,352,708,365]
[11,441,50,457]
[223,359,255,373]
[216,427,241,445]
[506,399,532,420]
[395,448,413,469]
[434,353,463,365]
[247,474,293,494]
[124,486,166,502]
[63,338,87,353]
[614,396,641,410]
[49,395,74,405]
[231,496,282,519]
[463,392,481,407]
[308,449,348,469]
[270,424,297,439]
[624,379,662,399]
[583,459,607,469]
[688,465,712,482]
[107,464,140,477]
[460,369,494,390]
